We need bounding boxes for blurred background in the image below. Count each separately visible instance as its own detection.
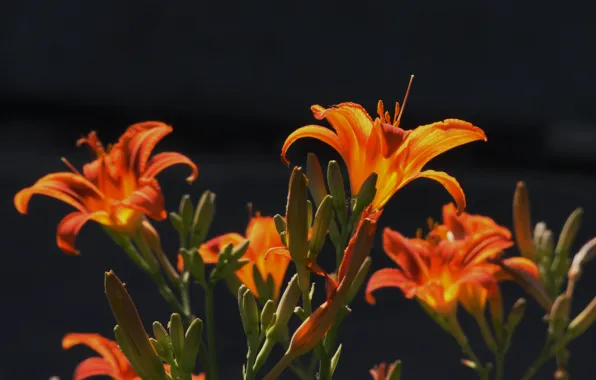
[1,1,595,379]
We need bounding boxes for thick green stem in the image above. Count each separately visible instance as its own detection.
[495,350,505,380]
[205,285,219,380]
[521,339,567,380]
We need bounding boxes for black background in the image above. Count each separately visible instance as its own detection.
[2,1,596,379]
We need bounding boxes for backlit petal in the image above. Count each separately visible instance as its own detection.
[63,333,131,375]
[415,170,467,215]
[399,119,486,175]
[122,121,172,174]
[263,247,291,300]
[73,357,117,380]
[281,125,344,166]
[121,179,166,221]
[383,228,429,282]
[365,268,418,304]
[143,152,199,183]
[197,233,246,264]
[14,173,102,214]
[57,211,110,255]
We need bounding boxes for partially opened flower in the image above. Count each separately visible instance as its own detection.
[370,361,401,380]
[281,78,486,211]
[14,122,198,254]
[181,211,290,300]
[366,204,539,316]
[62,333,205,380]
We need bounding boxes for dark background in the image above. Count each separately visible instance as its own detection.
[2,1,596,379]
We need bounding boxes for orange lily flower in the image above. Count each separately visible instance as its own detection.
[366,203,539,316]
[179,211,290,300]
[14,122,198,255]
[281,78,486,211]
[62,333,205,380]
[370,362,399,380]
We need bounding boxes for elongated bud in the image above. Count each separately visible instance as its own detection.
[554,208,583,271]
[568,237,596,283]
[114,325,155,380]
[260,300,276,332]
[273,214,286,236]
[327,161,348,226]
[534,222,554,263]
[268,275,300,340]
[191,190,216,247]
[513,181,535,261]
[306,153,328,207]
[152,321,172,359]
[169,212,184,233]
[506,298,527,331]
[566,297,596,340]
[548,295,571,338]
[169,313,185,363]
[183,249,206,287]
[346,256,372,304]
[352,173,378,217]
[286,167,309,265]
[180,318,203,373]
[243,288,260,340]
[308,195,334,260]
[179,194,194,230]
[387,360,403,380]
[104,271,166,379]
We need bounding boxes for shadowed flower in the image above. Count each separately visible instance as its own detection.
[180,211,290,300]
[14,122,198,254]
[366,203,539,316]
[370,361,400,380]
[281,78,486,211]
[62,333,205,380]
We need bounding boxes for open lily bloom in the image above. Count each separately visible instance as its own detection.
[14,122,198,254]
[62,333,204,380]
[182,211,290,300]
[281,80,486,211]
[366,204,539,316]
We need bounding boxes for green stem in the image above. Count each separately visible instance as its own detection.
[205,285,219,380]
[474,313,498,354]
[448,315,489,380]
[521,339,567,380]
[495,350,505,380]
[244,345,257,380]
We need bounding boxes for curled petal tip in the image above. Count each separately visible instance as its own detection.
[280,153,290,167]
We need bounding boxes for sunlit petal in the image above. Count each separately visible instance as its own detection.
[143,152,199,183]
[281,125,344,166]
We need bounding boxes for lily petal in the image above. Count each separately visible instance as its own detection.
[197,232,246,265]
[63,333,131,375]
[263,247,291,300]
[14,173,102,214]
[399,119,486,175]
[281,125,344,166]
[415,170,467,215]
[143,152,199,183]
[57,211,110,255]
[383,228,429,282]
[123,121,173,174]
[120,179,166,221]
[365,268,418,304]
[73,357,117,380]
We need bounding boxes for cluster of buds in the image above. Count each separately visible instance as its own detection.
[104,271,204,380]
[513,182,596,379]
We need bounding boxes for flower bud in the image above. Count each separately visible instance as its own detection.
[286,167,309,265]
[553,208,583,279]
[273,214,286,236]
[352,173,378,217]
[105,271,166,380]
[191,190,216,247]
[169,313,185,363]
[387,360,403,380]
[345,256,372,305]
[181,318,203,373]
[152,321,173,360]
[306,153,329,207]
[260,300,276,332]
[513,181,535,261]
[327,160,348,226]
[568,237,596,283]
[548,295,571,338]
[178,194,194,230]
[308,195,334,261]
[566,297,596,341]
[267,275,300,340]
